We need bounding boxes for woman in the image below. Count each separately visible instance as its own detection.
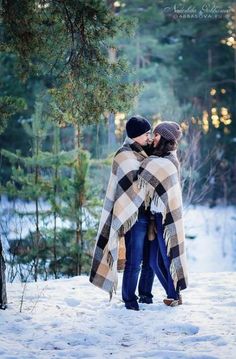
[138,121,188,307]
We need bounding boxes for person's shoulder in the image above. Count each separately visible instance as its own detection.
[143,155,178,171]
[115,144,133,158]
[115,146,125,156]
[143,155,167,163]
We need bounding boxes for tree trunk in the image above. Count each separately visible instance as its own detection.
[74,125,82,276]
[108,112,116,150]
[53,167,58,279]
[34,167,40,282]
[34,125,40,282]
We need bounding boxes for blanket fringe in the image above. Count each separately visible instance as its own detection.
[109,265,118,301]
[170,260,178,291]
[120,211,138,235]
[138,176,167,217]
[164,227,171,256]
[107,250,114,269]
[138,176,154,209]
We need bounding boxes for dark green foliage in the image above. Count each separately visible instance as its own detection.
[0,97,26,134]
[1,102,100,280]
[0,0,138,127]
[0,0,236,285]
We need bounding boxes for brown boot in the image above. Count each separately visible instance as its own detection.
[163,295,182,307]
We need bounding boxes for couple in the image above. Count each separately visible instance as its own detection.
[89,116,188,311]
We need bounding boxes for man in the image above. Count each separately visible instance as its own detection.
[121,117,155,310]
[90,115,154,311]
[0,237,7,310]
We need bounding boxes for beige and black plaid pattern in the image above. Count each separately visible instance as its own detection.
[89,138,148,296]
[90,145,188,297]
[138,153,188,291]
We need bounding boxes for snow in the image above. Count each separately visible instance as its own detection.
[1,204,236,358]
[184,205,236,272]
[0,195,96,246]
[1,272,236,359]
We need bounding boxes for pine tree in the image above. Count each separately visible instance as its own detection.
[1,0,138,128]
[113,0,189,122]
[1,102,51,280]
[1,100,101,280]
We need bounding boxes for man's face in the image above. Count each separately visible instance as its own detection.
[153,132,161,148]
[133,131,152,146]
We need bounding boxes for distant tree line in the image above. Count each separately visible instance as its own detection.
[0,0,235,281]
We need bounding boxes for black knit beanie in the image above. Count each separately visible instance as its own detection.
[126,116,151,138]
[154,121,182,142]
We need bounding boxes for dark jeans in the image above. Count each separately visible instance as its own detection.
[122,214,154,306]
[150,213,179,300]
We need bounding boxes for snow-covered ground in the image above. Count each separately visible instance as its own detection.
[1,273,236,359]
[184,205,236,272]
[1,204,236,358]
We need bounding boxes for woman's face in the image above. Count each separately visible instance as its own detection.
[153,132,161,148]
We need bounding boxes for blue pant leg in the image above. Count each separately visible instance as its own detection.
[149,229,169,293]
[155,213,179,300]
[122,215,150,304]
[138,232,155,298]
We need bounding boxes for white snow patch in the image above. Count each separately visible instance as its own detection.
[1,273,236,359]
[184,205,236,272]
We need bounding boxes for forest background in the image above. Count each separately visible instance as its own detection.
[0,0,235,282]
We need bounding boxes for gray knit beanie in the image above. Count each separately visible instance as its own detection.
[154,121,182,142]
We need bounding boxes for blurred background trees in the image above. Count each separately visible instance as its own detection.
[0,0,235,280]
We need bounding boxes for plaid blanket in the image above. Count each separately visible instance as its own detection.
[138,152,188,291]
[89,137,148,297]
[90,142,188,297]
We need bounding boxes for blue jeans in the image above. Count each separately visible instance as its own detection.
[122,214,154,305]
[150,213,179,300]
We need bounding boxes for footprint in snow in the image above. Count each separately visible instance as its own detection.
[163,323,199,336]
[64,298,80,307]
[182,334,227,345]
